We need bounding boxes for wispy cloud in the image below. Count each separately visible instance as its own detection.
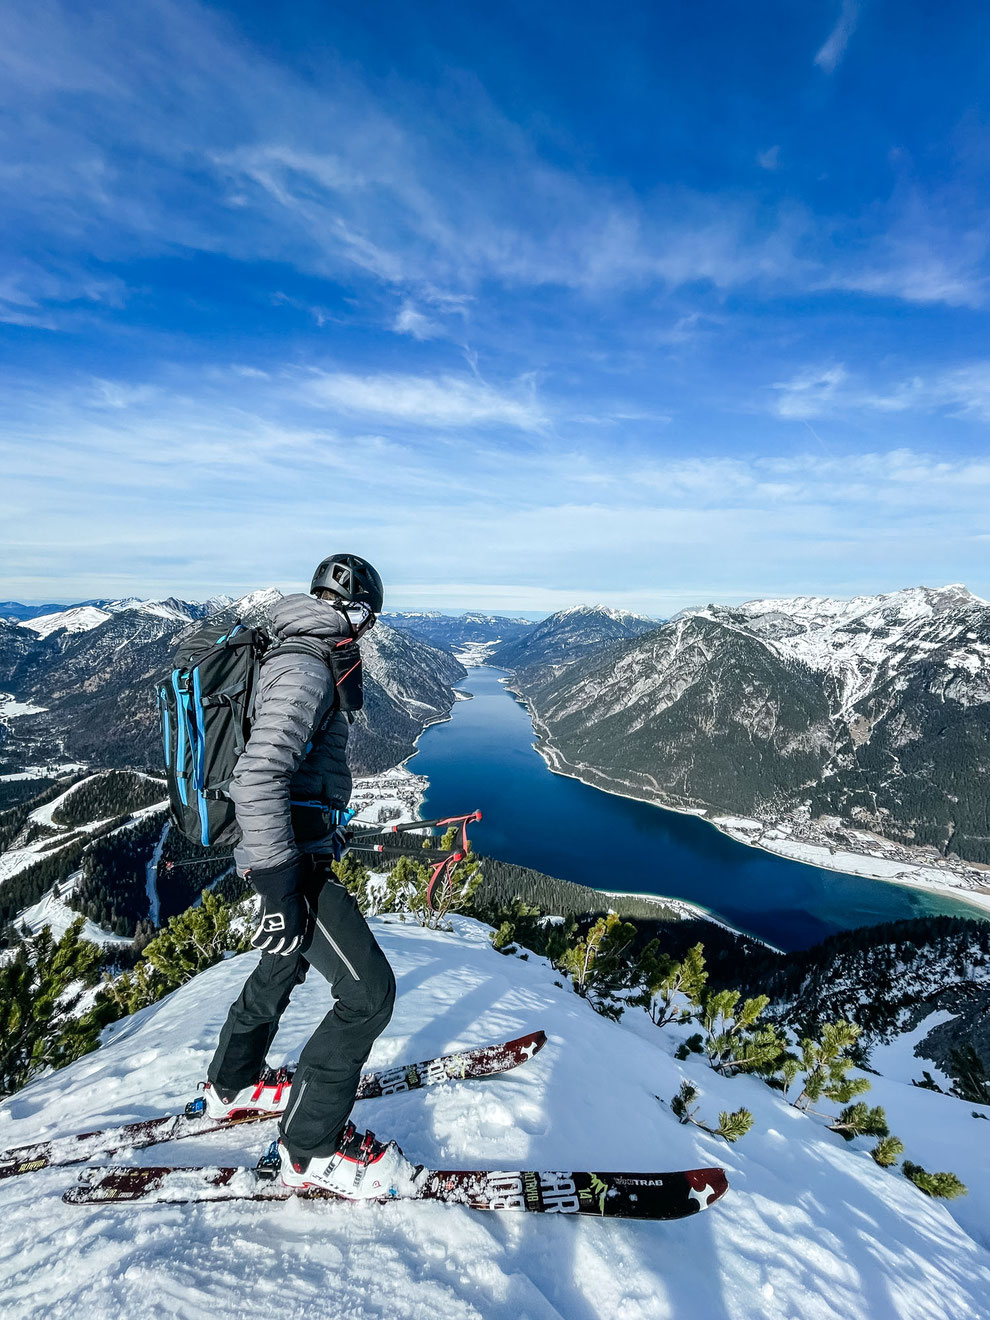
[301,370,548,430]
[769,360,990,421]
[5,361,990,605]
[814,0,860,73]
[393,302,442,340]
[0,0,978,324]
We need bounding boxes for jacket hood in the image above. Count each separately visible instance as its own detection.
[271,593,351,643]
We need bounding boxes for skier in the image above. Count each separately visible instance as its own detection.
[202,554,418,1198]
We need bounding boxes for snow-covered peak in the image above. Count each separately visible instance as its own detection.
[554,603,655,625]
[102,596,198,622]
[726,584,985,628]
[21,606,112,638]
[677,584,990,715]
[225,587,284,616]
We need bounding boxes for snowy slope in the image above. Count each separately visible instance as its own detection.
[690,583,990,716]
[0,917,988,1320]
[21,606,113,638]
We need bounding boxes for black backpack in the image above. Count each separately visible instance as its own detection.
[157,620,364,848]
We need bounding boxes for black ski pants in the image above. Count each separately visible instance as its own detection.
[208,863,396,1160]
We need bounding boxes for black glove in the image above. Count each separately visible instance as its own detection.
[248,858,309,956]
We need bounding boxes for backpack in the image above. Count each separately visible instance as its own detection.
[157,620,365,848]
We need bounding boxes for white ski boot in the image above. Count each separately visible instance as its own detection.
[202,1067,293,1120]
[278,1121,420,1199]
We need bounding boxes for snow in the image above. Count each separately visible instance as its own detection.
[685,584,990,718]
[348,766,428,827]
[0,916,988,1319]
[16,874,132,948]
[453,641,501,665]
[0,694,48,719]
[867,1012,958,1090]
[20,607,113,638]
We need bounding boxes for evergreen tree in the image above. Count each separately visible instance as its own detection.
[556,913,638,1020]
[0,918,105,1097]
[406,830,483,930]
[102,890,250,1016]
[902,1161,968,1200]
[697,988,788,1077]
[792,1020,871,1110]
[871,1136,905,1167]
[827,1102,889,1141]
[635,941,707,1027]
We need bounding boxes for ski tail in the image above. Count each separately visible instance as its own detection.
[1,1029,548,1180]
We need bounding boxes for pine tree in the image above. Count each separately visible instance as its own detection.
[792,1020,870,1111]
[902,1161,968,1199]
[101,890,250,1016]
[556,913,638,1020]
[0,918,105,1097]
[636,941,707,1027]
[696,988,787,1077]
[871,1136,905,1167]
[827,1102,889,1141]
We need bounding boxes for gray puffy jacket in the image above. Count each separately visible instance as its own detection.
[230,594,353,874]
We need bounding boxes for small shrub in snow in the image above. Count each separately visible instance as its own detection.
[827,1102,889,1141]
[0,918,105,1096]
[634,941,707,1028]
[792,1020,870,1111]
[902,1161,968,1200]
[670,1080,753,1143]
[556,913,639,1020]
[696,989,789,1078]
[871,1136,905,1167]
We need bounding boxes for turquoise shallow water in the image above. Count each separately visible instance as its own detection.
[410,666,990,952]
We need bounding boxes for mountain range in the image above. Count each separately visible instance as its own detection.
[0,590,464,783]
[384,610,535,651]
[499,586,990,867]
[488,603,658,669]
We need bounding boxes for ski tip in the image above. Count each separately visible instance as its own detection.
[685,1167,729,1211]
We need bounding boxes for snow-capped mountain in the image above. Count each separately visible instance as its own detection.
[21,606,115,639]
[489,603,658,671]
[506,585,990,866]
[0,589,464,779]
[384,610,535,652]
[689,583,990,716]
[15,596,237,640]
[1,916,987,1318]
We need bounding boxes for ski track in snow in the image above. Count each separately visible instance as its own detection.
[0,917,988,1320]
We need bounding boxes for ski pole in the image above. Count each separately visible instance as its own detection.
[347,842,465,864]
[162,856,234,870]
[353,810,482,840]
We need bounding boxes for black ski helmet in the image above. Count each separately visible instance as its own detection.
[310,553,384,613]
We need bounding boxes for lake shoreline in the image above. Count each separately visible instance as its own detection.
[501,676,990,923]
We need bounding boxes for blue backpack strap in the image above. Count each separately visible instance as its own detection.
[172,669,190,805]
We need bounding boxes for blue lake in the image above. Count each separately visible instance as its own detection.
[411,666,990,952]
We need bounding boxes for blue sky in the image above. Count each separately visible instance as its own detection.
[3,0,990,612]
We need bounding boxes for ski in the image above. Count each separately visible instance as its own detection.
[0,1030,546,1181]
[63,1161,728,1221]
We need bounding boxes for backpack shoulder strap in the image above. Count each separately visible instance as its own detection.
[263,638,332,666]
